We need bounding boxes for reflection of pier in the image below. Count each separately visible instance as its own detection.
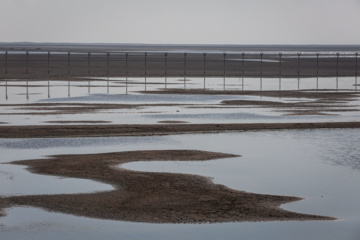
[1,49,360,98]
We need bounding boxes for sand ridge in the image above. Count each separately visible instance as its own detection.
[2,150,334,223]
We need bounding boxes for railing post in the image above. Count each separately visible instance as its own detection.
[88,52,91,75]
[5,51,8,75]
[68,52,70,76]
[336,53,339,91]
[279,52,282,91]
[223,53,226,91]
[260,52,263,91]
[242,52,245,91]
[164,52,168,89]
[125,53,128,95]
[5,80,8,100]
[68,79,70,97]
[145,52,147,91]
[47,51,50,75]
[203,53,206,90]
[107,52,110,76]
[316,53,319,91]
[88,52,91,93]
[26,51,29,100]
[48,51,50,98]
[297,52,301,90]
[107,52,110,94]
[184,52,187,89]
[26,51,29,76]
[356,52,358,92]
[4,50,8,100]
[68,52,71,97]
[26,79,29,100]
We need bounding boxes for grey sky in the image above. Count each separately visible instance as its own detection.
[1,0,360,44]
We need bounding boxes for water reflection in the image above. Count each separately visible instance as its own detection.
[285,129,360,171]
[319,130,360,171]
[1,77,358,103]
[0,129,360,240]
[0,164,114,196]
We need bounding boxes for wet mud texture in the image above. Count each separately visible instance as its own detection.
[3,150,334,223]
[1,122,360,138]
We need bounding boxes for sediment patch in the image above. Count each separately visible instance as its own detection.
[2,150,334,223]
[1,122,360,138]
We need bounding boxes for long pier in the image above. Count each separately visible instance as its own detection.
[1,50,359,78]
[0,44,359,93]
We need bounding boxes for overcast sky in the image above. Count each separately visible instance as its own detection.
[1,0,360,44]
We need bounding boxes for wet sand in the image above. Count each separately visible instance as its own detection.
[1,122,360,138]
[0,89,359,224]
[2,150,334,223]
[145,89,360,99]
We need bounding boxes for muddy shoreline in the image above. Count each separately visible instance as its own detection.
[0,76,358,224]
[1,122,360,138]
[1,150,334,223]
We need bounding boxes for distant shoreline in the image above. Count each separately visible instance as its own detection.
[1,42,360,53]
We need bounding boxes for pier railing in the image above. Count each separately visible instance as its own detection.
[0,51,359,93]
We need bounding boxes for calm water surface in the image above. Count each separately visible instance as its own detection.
[0,129,359,239]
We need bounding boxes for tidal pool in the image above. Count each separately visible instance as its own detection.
[1,76,358,104]
[0,129,359,239]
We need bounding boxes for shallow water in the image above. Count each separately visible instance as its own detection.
[0,129,359,240]
[0,164,114,196]
[1,90,360,126]
[1,76,358,104]
[1,77,359,127]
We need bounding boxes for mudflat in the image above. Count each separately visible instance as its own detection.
[2,150,334,223]
[1,44,359,224]
[1,122,360,138]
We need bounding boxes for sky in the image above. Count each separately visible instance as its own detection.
[1,0,360,44]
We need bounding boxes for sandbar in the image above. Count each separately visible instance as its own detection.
[2,150,334,223]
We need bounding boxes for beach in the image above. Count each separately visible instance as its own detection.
[1,44,360,239]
